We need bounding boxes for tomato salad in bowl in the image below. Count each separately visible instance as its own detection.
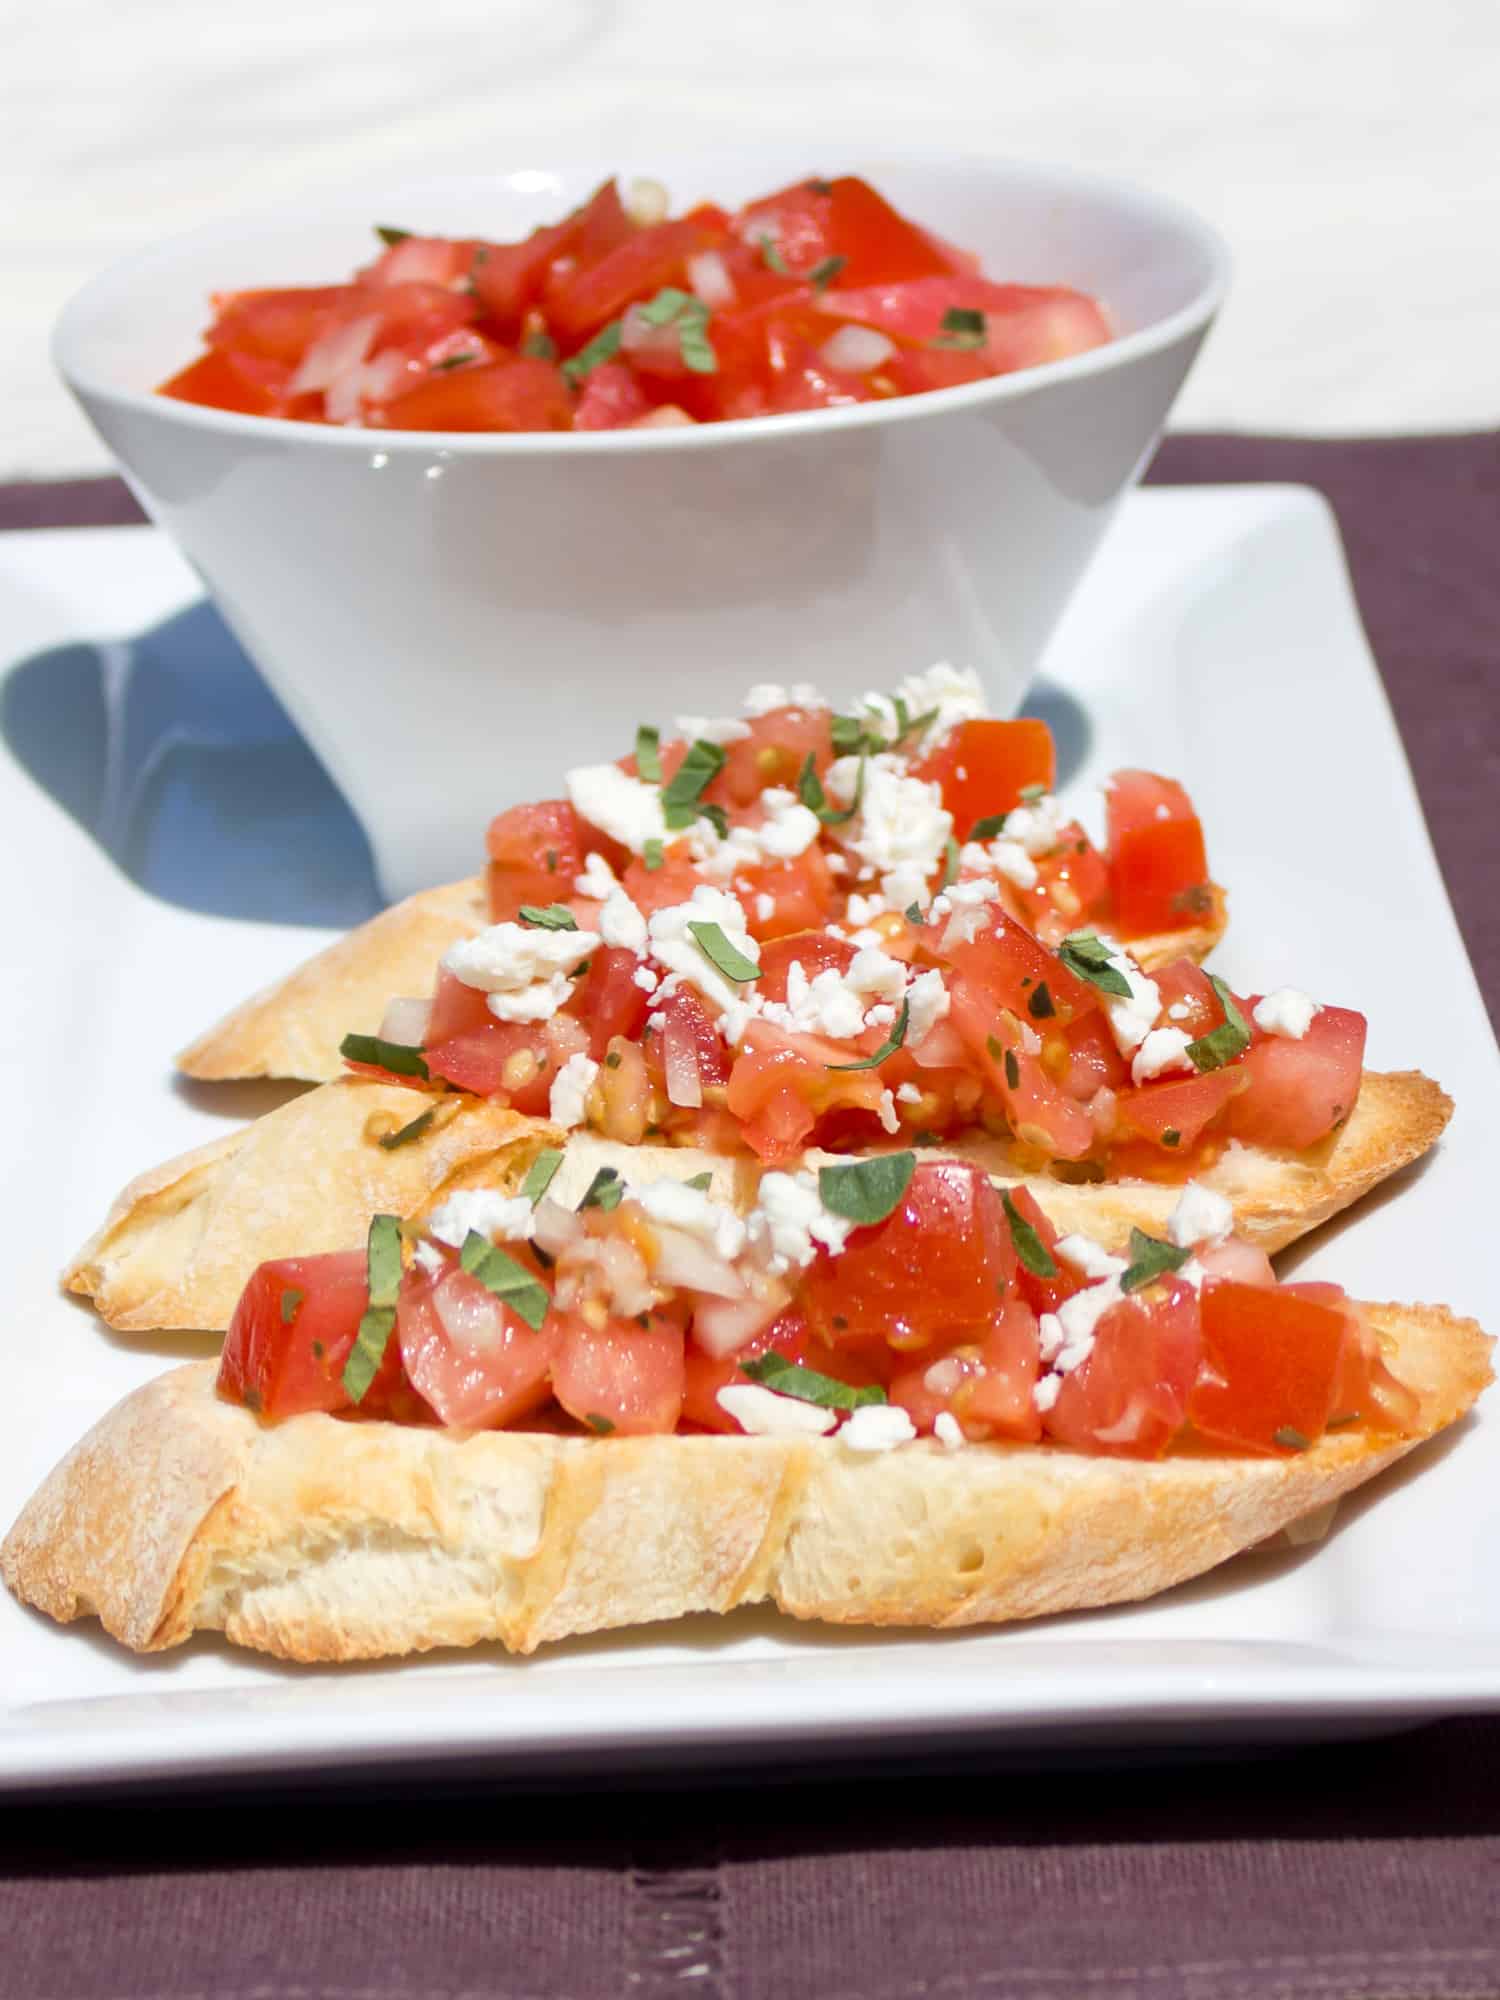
[160,172,1112,435]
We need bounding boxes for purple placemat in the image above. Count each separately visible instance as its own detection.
[2,439,1498,2000]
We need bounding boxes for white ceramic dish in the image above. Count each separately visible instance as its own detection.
[2,483,1496,1795]
[53,153,1227,901]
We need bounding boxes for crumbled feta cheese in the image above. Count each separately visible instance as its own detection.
[1002,793,1068,858]
[841,1404,918,1452]
[761,958,867,1039]
[847,947,908,1004]
[828,753,953,910]
[1253,987,1320,1039]
[746,1170,854,1275]
[896,1081,923,1104]
[633,964,660,993]
[934,1411,966,1449]
[863,661,987,748]
[636,1179,747,1261]
[756,788,821,859]
[549,1052,599,1130]
[1055,1233,1127,1280]
[742,681,827,717]
[444,921,599,1024]
[844,890,888,927]
[716,1383,838,1437]
[877,1089,900,1134]
[1131,1025,1195,1084]
[427,1188,536,1249]
[756,892,775,922]
[598,887,648,954]
[565,763,669,853]
[1038,1275,1123,1375]
[1167,1000,1191,1022]
[413,1239,448,1276]
[647,885,760,1017]
[674,714,751,745]
[1167,1181,1234,1250]
[988,840,1039,890]
[1032,1373,1062,1413]
[1096,940,1162,1058]
[905,968,951,1046]
[574,851,620,900]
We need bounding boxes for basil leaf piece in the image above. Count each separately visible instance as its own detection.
[942,835,960,887]
[279,1286,304,1325]
[661,738,727,828]
[1001,1190,1057,1278]
[969,812,1008,840]
[807,254,846,292]
[684,1171,714,1192]
[561,319,623,385]
[522,329,557,360]
[933,305,987,351]
[342,1304,396,1405]
[341,1031,429,1080]
[520,1148,564,1204]
[378,1106,435,1151]
[678,316,718,374]
[1019,782,1047,802]
[518,903,577,930]
[432,350,481,373]
[740,1350,887,1410]
[826,998,910,1073]
[639,286,695,325]
[1273,1425,1312,1452]
[585,1412,616,1435]
[1118,1227,1191,1294]
[635,724,662,783]
[374,224,412,246]
[689,920,761,983]
[1057,932,1134,1000]
[1185,974,1252,1073]
[365,1213,404,1309]
[799,750,864,826]
[1027,981,1055,1020]
[699,801,730,839]
[643,838,665,871]
[904,902,926,925]
[459,1231,550,1330]
[758,235,791,276]
[830,713,876,756]
[578,1166,625,1212]
[818,1152,915,1226]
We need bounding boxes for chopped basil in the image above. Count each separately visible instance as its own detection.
[1162,1127,1182,1148]
[758,235,791,276]
[1027,982,1055,1020]
[933,305,986,351]
[807,253,847,291]
[1273,1425,1312,1452]
[374,224,412,246]
[684,1171,714,1191]
[1057,932,1133,1000]
[636,287,718,374]
[279,1286,304,1325]
[969,812,1008,840]
[561,320,623,385]
[1119,1227,1191,1294]
[1019,782,1047,802]
[639,286,696,325]
[341,1031,430,1080]
[585,1412,616,1435]
[518,903,577,930]
[342,1305,396,1404]
[818,1152,915,1226]
[699,801,730,839]
[740,1350,887,1410]
[521,1148,564,1203]
[378,1106,436,1151]
[578,1166,625,1212]
[522,329,558,360]
[942,835,960,888]
[689,920,761,984]
[643,838,665,871]
[826,997,910,1073]
[661,738,727,828]
[432,351,481,372]
[806,177,834,195]
[1003,1047,1021,1089]
[798,750,864,826]
[365,1213,404,1309]
[635,723,662,783]
[569,958,592,980]
[459,1231,550,1330]
[904,902,926,925]
[1001,1190,1057,1279]
[1185,975,1251,1073]
[830,713,878,756]
[678,315,718,375]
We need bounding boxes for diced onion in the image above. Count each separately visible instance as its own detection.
[625,176,670,226]
[379,996,432,1046]
[532,1197,583,1258]
[687,249,736,309]
[662,1014,703,1107]
[818,324,896,375]
[434,1273,506,1352]
[692,1288,786,1358]
[556,1235,655,1319]
[649,1225,745,1301]
[288,312,380,397]
[356,349,411,409]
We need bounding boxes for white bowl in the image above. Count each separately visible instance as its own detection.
[54,152,1228,902]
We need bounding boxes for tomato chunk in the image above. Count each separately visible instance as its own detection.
[550,1309,686,1435]
[160,347,291,416]
[1044,1279,1201,1458]
[1188,1280,1348,1454]
[378,357,572,433]
[1106,772,1212,936]
[397,1264,557,1430]
[913,719,1055,837]
[218,1250,412,1420]
[1229,1004,1367,1151]
[485,799,593,920]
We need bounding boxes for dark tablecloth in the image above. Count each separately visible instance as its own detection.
[2,436,1498,2000]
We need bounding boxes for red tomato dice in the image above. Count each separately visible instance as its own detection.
[378,357,572,432]
[913,718,1056,838]
[1043,1278,1202,1458]
[485,799,594,920]
[1188,1280,1350,1454]
[218,1250,412,1420]
[397,1264,557,1429]
[1228,1004,1367,1151]
[1105,771,1212,937]
[550,1308,686,1435]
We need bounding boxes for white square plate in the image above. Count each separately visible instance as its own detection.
[2,485,1496,1793]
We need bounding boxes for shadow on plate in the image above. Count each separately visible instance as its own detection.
[1,599,379,928]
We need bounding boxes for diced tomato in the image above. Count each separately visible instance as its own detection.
[485,799,594,920]
[548,219,708,341]
[714,706,837,804]
[1148,958,1222,1037]
[1114,1068,1242,1152]
[1324,1296,1421,1435]
[1228,1004,1367,1151]
[549,1308,686,1436]
[378,357,572,432]
[757,931,856,1002]
[1002,1184,1079,1319]
[397,1263,557,1429]
[817,177,963,287]
[1188,1280,1349,1454]
[733,180,840,275]
[570,177,634,270]
[363,281,477,357]
[913,719,1055,838]
[942,915,1098,1028]
[799,1161,1017,1354]
[982,290,1112,373]
[206,286,352,364]
[1105,772,1212,937]
[573,359,652,430]
[159,347,292,416]
[889,1297,1041,1442]
[947,976,1097,1160]
[565,945,650,1059]
[682,1311,885,1432]
[1021,826,1113,940]
[359,235,477,290]
[470,224,577,337]
[883,346,993,397]
[620,852,702,916]
[735,850,838,940]
[1057,1007,1129,1100]
[1044,1278,1202,1459]
[423,970,589,1107]
[218,1250,416,1421]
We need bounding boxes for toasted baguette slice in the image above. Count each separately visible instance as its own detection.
[173,877,1230,1085]
[4,1303,1489,1661]
[63,1068,1452,1334]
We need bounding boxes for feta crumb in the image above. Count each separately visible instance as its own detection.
[877,1088,900,1134]
[1167,1181,1234,1250]
[905,968,951,1046]
[1032,1373,1062,1412]
[828,753,953,910]
[549,1052,599,1130]
[896,1081,923,1104]
[1167,1000,1191,1022]
[756,892,775,922]
[413,1239,448,1276]
[717,1383,838,1437]
[1038,1275,1123,1374]
[444,920,599,1024]
[574,851,620,900]
[1055,1233,1127,1280]
[742,681,827,717]
[1002,793,1068,858]
[934,1411,966,1450]
[565,763,669,853]
[863,661,987,748]
[636,1178,747,1260]
[674,714,751,745]
[427,1188,536,1249]
[746,1170,853,1275]
[991,838,1040,888]
[1253,987,1320,1039]
[598,887,648,954]
[647,885,760,1019]
[1097,940,1162,1058]
[756,788,821,859]
[633,964,660,993]
[1131,1025,1195,1084]
[841,1403,918,1452]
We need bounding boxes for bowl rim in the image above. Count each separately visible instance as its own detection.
[53,149,1231,459]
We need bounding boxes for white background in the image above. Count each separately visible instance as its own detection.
[5,0,1499,477]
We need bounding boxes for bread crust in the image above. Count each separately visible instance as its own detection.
[173,878,1229,1086]
[63,1068,1452,1333]
[4,1302,1489,1662]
